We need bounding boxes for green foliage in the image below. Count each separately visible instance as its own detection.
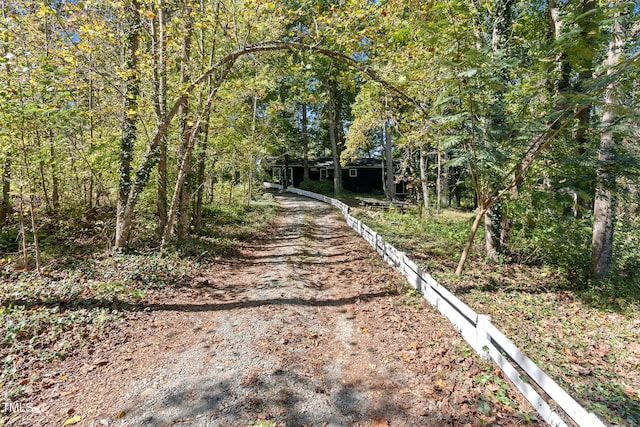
[298,179,335,196]
[507,201,593,275]
[612,214,640,286]
[171,200,278,259]
[352,208,479,266]
[0,229,19,252]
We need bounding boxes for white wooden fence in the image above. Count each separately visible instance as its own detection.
[264,182,605,427]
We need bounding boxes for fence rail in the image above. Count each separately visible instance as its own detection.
[263,183,604,427]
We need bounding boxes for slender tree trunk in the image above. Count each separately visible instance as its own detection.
[176,8,194,240]
[152,0,168,237]
[194,11,217,230]
[38,158,49,209]
[483,0,514,260]
[381,156,386,195]
[591,9,627,280]
[18,182,28,269]
[419,145,429,215]
[20,145,40,274]
[384,117,395,201]
[49,133,59,215]
[456,205,490,276]
[28,192,40,274]
[36,132,50,211]
[163,70,224,247]
[326,77,342,194]
[248,94,258,204]
[1,2,11,226]
[484,205,502,260]
[301,103,310,181]
[87,57,94,211]
[115,0,141,249]
[194,79,214,228]
[436,150,442,214]
[283,153,289,191]
[194,127,209,231]
[442,151,449,208]
[194,84,213,230]
[0,156,10,227]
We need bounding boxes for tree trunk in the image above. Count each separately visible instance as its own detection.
[484,205,502,261]
[283,153,289,190]
[442,151,450,208]
[87,56,94,211]
[0,156,10,227]
[18,183,28,269]
[193,116,210,231]
[483,0,514,260]
[0,2,11,227]
[193,84,214,225]
[436,150,442,214]
[456,205,490,276]
[115,0,141,249]
[28,192,41,274]
[419,145,429,215]
[248,94,258,204]
[152,0,168,237]
[35,132,51,210]
[176,9,194,240]
[301,103,310,182]
[327,79,342,194]
[381,156,386,195]
[591,9,627,280]
[194,13,217,230]
[49,134,59,215]
[19,143,41,274]
[384,118,395,201]
[163,76,222,247]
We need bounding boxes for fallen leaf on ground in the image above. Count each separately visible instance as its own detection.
[64,415,82,425]
[60,388,80,397]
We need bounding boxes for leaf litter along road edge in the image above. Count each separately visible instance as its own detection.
[16,193,543,426]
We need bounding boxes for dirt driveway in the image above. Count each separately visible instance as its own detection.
[21,193,540,426]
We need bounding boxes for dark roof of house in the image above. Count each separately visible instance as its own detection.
[272,157,393,169]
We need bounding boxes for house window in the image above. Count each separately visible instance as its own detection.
[288,168,294,185]
[272,167,281,183]
[349,168,358,177]
[320,168,327,180]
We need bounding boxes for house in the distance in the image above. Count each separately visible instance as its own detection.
[269,157,409,196]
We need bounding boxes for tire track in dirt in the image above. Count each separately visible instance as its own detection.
[21,192,542,426]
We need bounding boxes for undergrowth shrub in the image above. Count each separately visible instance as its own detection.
[508,211,592,275]
[298,180,334,195]
[613,215,640,283]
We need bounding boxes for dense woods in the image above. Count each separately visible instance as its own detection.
[0,0,640,279]
[1,2,639,425]
[0,1,638,283]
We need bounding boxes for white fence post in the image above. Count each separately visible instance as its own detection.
[475,315,491,359]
